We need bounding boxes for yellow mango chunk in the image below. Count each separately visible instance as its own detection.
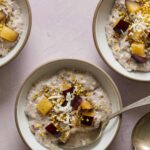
[37,97,53,116]
[82,111,94,117]
[130,42,146,57]
[126,1,141,14]
[81,100,93,110]
[0,11,6,22]
[0,26,19,42]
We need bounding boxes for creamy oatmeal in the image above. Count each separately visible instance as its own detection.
[25,70,112,150]
[106,0,150,71]
[0,0,23,57]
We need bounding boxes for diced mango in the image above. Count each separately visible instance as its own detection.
[82,111,94,117]
[0,11,6,22]
[37,97,53,116]
[81,100,93,110]
[125,0,141,13]
[0,26,19,42]
[62,83,72,91]
[59,131,70,143]
[130,42,146,57]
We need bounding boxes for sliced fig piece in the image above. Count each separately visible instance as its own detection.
[71,95,83,110]
[132,54,147,63]
[113,19,130,34]
[45,123,61,138]
[62,87,74,96]
[125,0,141,13]
[81,115,94,126]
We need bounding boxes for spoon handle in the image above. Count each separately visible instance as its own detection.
[109,95,150,120]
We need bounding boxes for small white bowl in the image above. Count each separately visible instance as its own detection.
[93,0,150,82]
[0,0,32,67]
[15,59,122,150]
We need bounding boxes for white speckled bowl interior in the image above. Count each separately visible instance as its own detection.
[15,59,122,150]
[0,0,31,67]
[93,0,150,82]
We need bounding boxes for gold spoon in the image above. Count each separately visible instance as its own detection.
[60,95,150,149]
[132,112,150,150]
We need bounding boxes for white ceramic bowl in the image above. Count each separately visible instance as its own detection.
[0,0,32,67]
[93,0,150,82]
[15,59,122,150]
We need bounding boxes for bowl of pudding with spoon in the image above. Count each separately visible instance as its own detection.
[15,59,122,150]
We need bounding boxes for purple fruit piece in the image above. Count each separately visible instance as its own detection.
[62,87,74,96]
[71,95,83,110]
[147,33,150,39]
[61,100,68,107]
[81,116,93,126]
[45,123,61,138]
[113,19,130,34]
[132,54,147,63]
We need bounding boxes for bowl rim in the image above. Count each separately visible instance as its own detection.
[0,0,32,68]
[15,58,123,150]
[92,0,150,82]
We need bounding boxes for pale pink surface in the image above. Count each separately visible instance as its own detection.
[0,0,150,149]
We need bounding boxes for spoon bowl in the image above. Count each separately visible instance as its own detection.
[61,95,150,149]
[132,112,150,150]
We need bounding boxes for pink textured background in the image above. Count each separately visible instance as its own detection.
[0,0,150,149]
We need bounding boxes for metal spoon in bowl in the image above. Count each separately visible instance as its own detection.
[60,95,150,149]
[132,112,150,150]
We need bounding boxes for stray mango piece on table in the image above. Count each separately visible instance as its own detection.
[0,26,19,42]
[37,97,53,116]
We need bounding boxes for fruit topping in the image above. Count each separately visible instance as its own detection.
[130,42,146,57]
[45,123,61,138]
[125,0,141,14]
[62,87,74,96]
[0,26,19,42]
[113,19,130,34]
[0,11,6,22]
[81,115,94,126]
[36,97,53,116]
[61,100,68,107]
[59,131,70,143]
[81,100,93,110]
[132,54,147,63]
[71,95,83,110]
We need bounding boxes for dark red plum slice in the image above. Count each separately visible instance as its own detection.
[45,123,61,138]
[62,87,74,96]
[71,95,83,110]
[113,19,130,34]
[132,54,147,63]
[81,116,94,126]
[61,100,68,107]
